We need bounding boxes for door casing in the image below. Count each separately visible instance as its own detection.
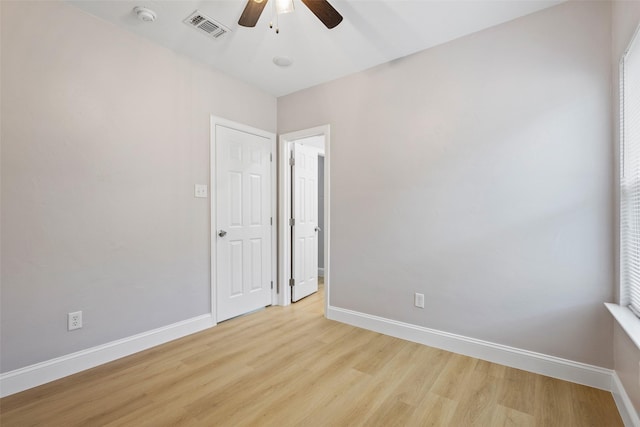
[210,115,277,323]
[278,125,330,313]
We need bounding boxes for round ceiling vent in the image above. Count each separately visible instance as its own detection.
[134,6,157,23]
[273,56,293,67]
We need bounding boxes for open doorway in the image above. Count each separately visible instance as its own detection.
[278,125,330,315]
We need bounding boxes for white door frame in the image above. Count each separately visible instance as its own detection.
[210,115,277,323]
[278,125,330,315]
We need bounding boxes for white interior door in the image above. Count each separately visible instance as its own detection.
[292,143,319,302]
[216,125,272,321]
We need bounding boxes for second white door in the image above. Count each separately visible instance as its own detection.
[292,143,320,302]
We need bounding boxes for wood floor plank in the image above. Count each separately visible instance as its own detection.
[568,381,625,427]
[412,392,458,426]
[430,352,478,400]
[0,285,624,426]
[498,366,538,415]
[235,365,368,426]
[364,398,417,427]
[294,368,379,426]
[447,361,500,426]
[490,405,535,427]
[534,374,577,427]
[395,346,451,407]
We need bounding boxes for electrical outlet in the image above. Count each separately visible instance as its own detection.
[68,311,82,331]
[414,293,425,309]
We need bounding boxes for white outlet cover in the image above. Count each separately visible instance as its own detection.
[68,311,83,331]
[194,184,208,198]
[414,293,425,308]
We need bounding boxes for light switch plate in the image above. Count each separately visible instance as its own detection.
[194,184,208,198]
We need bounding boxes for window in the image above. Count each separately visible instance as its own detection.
[620,24,640,317]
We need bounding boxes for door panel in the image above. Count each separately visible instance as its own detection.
[292,143,319,302]
[229,240,243,296]
[250,238,263,291]
[216,125,271,322]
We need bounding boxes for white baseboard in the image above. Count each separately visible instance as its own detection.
[612,371,640,427]
[318,268,325,277]
[0,314,215,398]
[327,306,612,391]
[1,306,627,410]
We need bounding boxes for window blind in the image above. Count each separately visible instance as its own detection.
[621,25,640,317]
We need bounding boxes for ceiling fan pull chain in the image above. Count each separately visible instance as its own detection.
[269,0,274,30]
[269,4,279,33]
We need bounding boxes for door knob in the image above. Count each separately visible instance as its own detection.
[218,230,227,237]
[315,226,322,232]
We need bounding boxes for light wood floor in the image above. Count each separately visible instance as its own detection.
[1,284,623,426]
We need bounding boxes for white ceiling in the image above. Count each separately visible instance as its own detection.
[68,0,563,97]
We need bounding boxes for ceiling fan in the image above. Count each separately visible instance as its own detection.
[238,0,343,30]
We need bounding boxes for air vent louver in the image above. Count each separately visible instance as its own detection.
[184,10,230,39]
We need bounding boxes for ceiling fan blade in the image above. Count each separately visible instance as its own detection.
[301,0,343,29]
[238,0,269,27]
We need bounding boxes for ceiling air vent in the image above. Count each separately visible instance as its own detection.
[184,10,230,39]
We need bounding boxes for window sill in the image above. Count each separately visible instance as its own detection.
[605,303,640,350]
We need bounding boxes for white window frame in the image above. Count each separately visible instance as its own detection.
[609,21,640,350]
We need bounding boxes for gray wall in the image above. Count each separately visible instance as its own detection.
[0,0,276,372]
[278,1,614,367]
[612,0,640,414]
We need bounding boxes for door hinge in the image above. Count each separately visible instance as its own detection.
[270,153,273,162]
[289,157,295,166]
[289,278,295,287]
[289,218,295,227]
[270,217,273,226]
[271,281,273,290]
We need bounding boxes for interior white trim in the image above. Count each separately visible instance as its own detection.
[327,305,613,391]
[612,371,640,427]
[278,125,330,314]
[606,303,640,350]
[210,116,278,318]
[0,314,214,398]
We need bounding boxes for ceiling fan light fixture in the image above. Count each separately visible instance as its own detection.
[274,0,294,15]
[238,0,342,29]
